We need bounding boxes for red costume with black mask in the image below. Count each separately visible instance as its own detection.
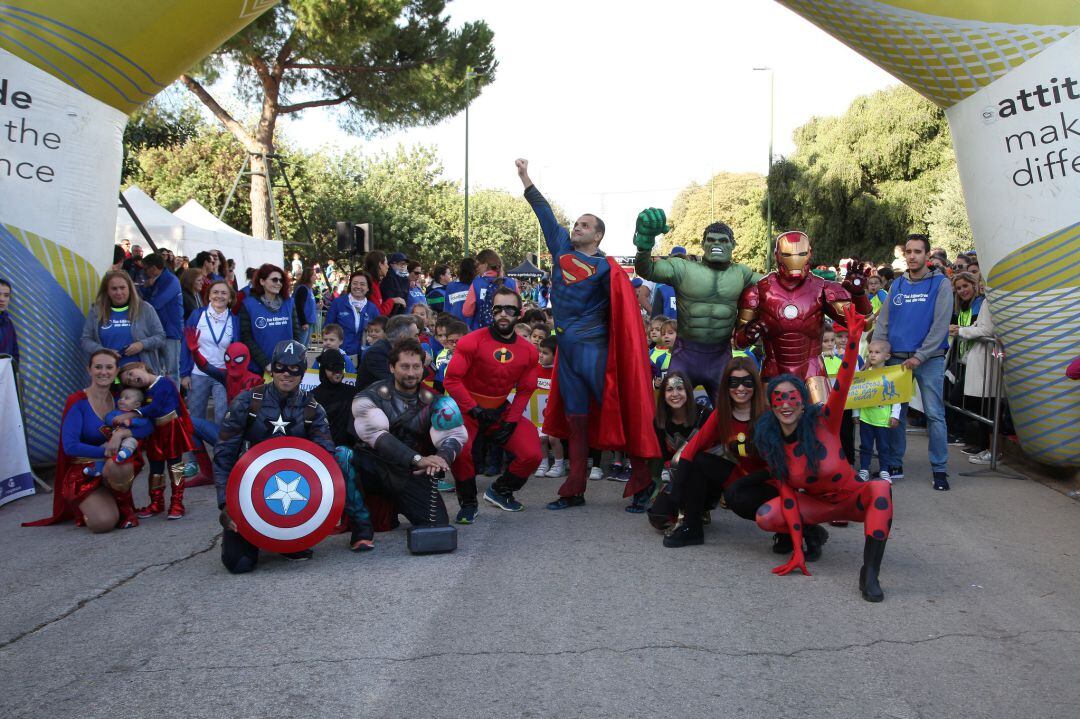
[185,328,263,402]
[733,231,873,403]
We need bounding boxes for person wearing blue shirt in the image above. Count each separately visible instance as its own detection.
[140,252,184,385]
[326,271,381,357]
[405,260,428,313]
[238,264,301,374]
[446,258,476,320]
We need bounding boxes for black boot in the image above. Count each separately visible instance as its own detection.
[663,522,704,548]
[772,532,793,554]
[859,536,887,602]
[803,524,829,562]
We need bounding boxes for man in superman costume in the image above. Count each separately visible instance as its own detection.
[516,159,660,510]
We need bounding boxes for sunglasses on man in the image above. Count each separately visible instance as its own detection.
[492,304,520,317]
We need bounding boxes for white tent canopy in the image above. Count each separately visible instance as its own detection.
[115,187,283,273]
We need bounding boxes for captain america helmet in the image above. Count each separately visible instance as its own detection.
[431,396,464,431]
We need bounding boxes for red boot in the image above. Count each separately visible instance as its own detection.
[137,474,166,518]
[185,448,214,488]
[167,463,186,520]
[111,489,140,529]
[557,415,590,498]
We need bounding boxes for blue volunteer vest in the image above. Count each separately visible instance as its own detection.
[886,273,950,354]
[242,295,296,371]
[445,281,470,320]
[657,284,677,319]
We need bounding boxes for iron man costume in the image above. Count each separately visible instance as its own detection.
[733,231,872,403]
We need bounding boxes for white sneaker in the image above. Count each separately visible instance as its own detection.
[857,469,870,482]
[969,450,1001,465]
[535,458,550,476]
[878,470,892,484]
[588,466,603,481]
[545,459,566,477]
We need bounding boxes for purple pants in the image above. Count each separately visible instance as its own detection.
[667,337,732,404]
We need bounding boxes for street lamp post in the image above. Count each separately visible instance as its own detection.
[464,66,478,257]
[753,66,774,271]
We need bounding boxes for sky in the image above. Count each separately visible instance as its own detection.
[266,0,902,256]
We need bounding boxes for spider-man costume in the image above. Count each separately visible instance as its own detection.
[524,184,659,504]
[443,327,541,510]
[753,305,894,602]
[734,232,872,403]
[185,329,263,402]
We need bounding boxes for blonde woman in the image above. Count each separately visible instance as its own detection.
[80,270,165,372]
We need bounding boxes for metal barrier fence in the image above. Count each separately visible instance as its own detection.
[944,335,1024,479]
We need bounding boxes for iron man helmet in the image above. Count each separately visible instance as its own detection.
[774,231,812,279]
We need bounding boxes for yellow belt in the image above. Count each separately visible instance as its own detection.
[154,411,178,425]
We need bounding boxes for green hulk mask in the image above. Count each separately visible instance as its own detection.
[701,230,735,266]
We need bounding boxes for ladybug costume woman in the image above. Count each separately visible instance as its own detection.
[752,303,894,602]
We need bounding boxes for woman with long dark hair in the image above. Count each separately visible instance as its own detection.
[660,356,781,548]
[364,250,404,316]
[625,371,708,513]
[237,263,301,373]
[751,305,894,602]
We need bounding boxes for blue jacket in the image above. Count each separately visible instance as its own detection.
[326,295,381,356]
[180,306,241,377]
[141,270,183,340]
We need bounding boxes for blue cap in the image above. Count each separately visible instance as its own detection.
[388,252,408,264]
[670,246,687,257]
[631,277,644,288]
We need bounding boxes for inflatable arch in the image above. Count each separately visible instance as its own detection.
[0,1,278,463]
[777,1,1080,467]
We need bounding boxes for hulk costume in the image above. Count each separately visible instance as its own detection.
[633,209,760,400]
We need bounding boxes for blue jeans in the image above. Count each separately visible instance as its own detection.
[859,421,891,473]
[161,339,181,387]
[886,355,948,474]
[187,372,228,426]
[299,325,313,350]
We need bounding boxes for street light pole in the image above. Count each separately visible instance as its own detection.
[464,65,476,257]
[753,66,775,271]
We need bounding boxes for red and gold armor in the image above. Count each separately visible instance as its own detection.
[734,231,872,403]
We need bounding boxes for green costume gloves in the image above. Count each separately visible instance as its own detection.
[633,208,670,251]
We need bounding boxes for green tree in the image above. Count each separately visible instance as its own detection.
[662,172,770,272]
[769,85,956,264]
[179,0,496,241]
[925,165,974,258]
[121,96,204,183]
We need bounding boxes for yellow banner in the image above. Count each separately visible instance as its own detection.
[844,364,912,410]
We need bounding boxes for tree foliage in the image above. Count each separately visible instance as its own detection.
[180,0,496,240]
[768,85,966,263]
[121,97,203,183]
[662,173,770,271]
[127,128,564,272]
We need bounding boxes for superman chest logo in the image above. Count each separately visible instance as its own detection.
[560,254,597,285]
[493,348,514,363]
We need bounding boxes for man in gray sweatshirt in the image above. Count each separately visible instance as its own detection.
[872,234,953,491]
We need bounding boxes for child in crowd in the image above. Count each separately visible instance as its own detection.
[434,319,468,394]
[316,323,357,373]
[529,323,549,349]
[650,319,676,389]
[823,322,860,467]
[857,339,901,483]
[514,322,532,339]
[84,387,150,477]
[535,336,566,477]
[360,315,387,357]
[647,316,664,349]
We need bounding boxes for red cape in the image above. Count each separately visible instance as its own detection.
[23,391,85,527]
[543,257,660,459]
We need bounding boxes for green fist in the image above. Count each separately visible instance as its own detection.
[633,207,669,251]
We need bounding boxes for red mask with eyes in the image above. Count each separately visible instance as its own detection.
[770,389,803,409]
[223,341,262,399]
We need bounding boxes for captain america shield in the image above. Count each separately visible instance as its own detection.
[226,436,345,553]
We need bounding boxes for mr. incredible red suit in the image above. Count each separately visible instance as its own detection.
[443,300,541,521]
[517,159,659,510]
[733,231,872,403]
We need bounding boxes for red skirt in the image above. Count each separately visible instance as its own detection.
[146,414,195,461]
[61,462,102,509]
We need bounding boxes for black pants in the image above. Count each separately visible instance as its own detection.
[675,453,777,530]
[222,529,260,574]
[839,410,855,466]
[357,453,449,528]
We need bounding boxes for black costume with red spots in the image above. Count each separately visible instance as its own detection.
[444,327,541,508]
[753,305,894,600]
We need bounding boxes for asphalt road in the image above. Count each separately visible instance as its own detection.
[2,435,1079,719]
